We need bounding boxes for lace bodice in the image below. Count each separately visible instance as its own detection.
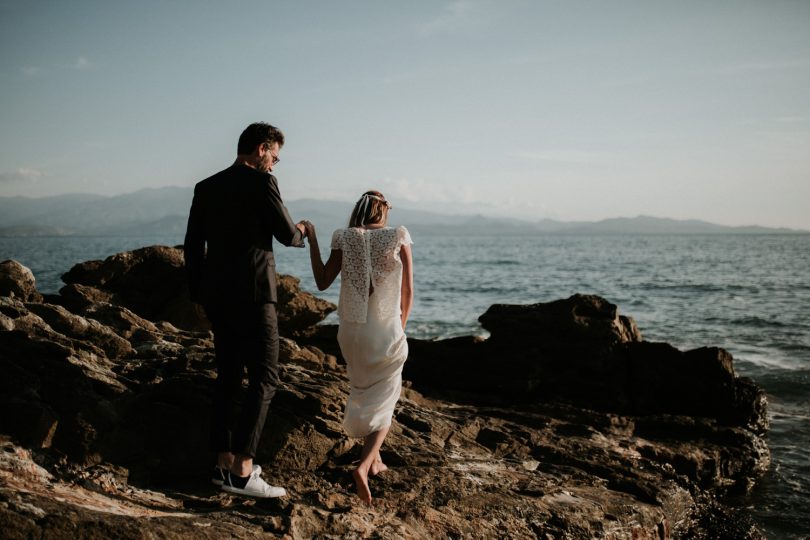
[331,226,412,323]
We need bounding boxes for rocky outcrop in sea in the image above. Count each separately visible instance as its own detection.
[0,247,769,539]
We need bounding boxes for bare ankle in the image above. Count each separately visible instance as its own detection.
[231,455,253,477]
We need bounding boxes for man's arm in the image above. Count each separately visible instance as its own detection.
[263,175,305,247]
[183,186,205,302]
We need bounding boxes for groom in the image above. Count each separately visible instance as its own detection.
[184,122,306,498]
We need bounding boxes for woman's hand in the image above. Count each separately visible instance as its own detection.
[302,220,317,241]
[305,220,341,291]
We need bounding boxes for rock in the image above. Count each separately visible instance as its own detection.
[81,303,160,338]
[60,246,335,335]
[0,260,43,303]
[277,274,336,335]
[625,343,768,433]
[479,293,642,347]
[25,303,134,359]
[2,296,105,359]
[280,336,340,371]
[402,294,770,501]
[0,332,124,462]
[0,249,770,538]
[0,437,256,539]
[0,310,14,331]
[407,295,646,409]
[406,294,768,433]
[57,283,121,312]
[62,245,207,332]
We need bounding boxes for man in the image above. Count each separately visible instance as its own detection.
[184,122,305,498]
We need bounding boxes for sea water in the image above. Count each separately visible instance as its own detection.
[1,233,808,538]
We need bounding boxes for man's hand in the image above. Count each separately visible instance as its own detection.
[296,221,307,238]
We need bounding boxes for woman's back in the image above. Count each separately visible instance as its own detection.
[331,226,412,324]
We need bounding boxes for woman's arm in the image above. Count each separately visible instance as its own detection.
[399,244,413,330]
[304,221,341,291]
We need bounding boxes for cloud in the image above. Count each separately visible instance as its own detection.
[73,56,93,70]
[56,56,95,71]
[18,56,94,78]
[375,176,548,219]
[378,176,467,204]
[0,167,45,184]
[21,66,42,78]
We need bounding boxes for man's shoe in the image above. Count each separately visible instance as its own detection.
[211,464,261,486]
[221,470,286,498]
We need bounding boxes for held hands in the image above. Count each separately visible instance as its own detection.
[296,221,308,238]
[300,220,317,241]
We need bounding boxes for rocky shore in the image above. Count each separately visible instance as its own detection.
[0,246,770,539]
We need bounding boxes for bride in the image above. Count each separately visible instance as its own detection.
[302,190,413,504]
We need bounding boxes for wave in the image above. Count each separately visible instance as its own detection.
[733,347,809,372]
[487,259,522,266]
[639,282,727,293]
[730,316,788,328]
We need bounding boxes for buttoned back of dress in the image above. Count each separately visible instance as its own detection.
[331,226,412,323]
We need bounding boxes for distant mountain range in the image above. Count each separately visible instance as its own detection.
[0,186,805,237]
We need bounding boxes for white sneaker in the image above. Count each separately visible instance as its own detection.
[221,469,286,498]
[211,464,261,486]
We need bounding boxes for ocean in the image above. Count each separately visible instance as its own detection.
[1,233,808,538]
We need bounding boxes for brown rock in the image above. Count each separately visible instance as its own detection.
[61,245,207,331]
[625,342,768,432]
[57,283,121,312]
[25,303,134,359]
[0,260,43,303]
[1,297,106,359]
[81,303,159,338]
[406,295,767,431]
[277,274,336,335]
[479,293,642,347]
[0,332,123,463]
[60,246,335,335]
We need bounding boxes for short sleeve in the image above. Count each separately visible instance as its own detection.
[331,229,342,250]
[397,226,413,247]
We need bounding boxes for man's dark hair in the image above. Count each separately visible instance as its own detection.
[237,122,285,155]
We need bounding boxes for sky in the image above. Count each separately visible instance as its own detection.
[1,1,809,229]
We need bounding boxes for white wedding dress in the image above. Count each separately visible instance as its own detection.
[331,226,412,438]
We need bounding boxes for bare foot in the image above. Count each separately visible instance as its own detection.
[352,468,372,504]
[370,458,388,476]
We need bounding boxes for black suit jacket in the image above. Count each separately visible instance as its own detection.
[183,164,303,306]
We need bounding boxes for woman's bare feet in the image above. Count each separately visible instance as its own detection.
[352,467,372,504]
[369,457,388,476]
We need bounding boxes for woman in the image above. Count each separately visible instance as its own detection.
[303,190,413,504]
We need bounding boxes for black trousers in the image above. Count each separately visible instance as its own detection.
[206,301,280,458]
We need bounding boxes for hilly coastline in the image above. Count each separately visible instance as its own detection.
[0,187,804,237]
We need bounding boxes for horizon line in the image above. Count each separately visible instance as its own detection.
[0,186,807,232]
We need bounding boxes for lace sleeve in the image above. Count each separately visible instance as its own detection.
[397,226,413,247]
[330,229,342,250]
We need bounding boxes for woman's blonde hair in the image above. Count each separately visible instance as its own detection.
[349,190,391,228]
